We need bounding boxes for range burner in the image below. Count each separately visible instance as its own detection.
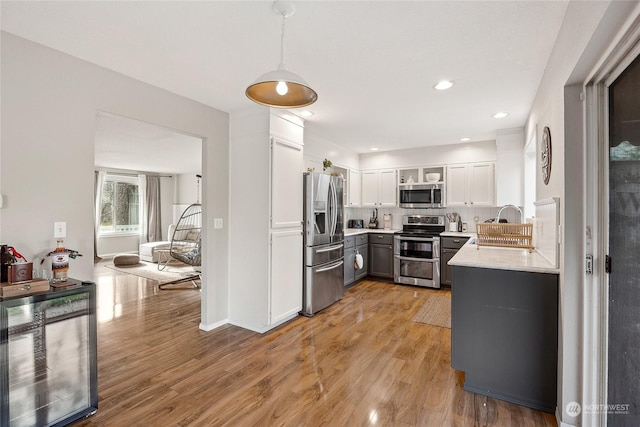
[398,215,446,237]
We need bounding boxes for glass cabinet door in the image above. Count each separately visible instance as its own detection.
[1,282,97,427]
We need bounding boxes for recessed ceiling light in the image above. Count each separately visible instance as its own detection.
[299,110,314,117]
[370,147,379,151]
[460,137,471,142]
[434,80,454,90]
[492,112,509,119]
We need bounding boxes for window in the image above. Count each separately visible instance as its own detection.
[99,175,139,235]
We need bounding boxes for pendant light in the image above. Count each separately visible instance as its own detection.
[246,1,318,108]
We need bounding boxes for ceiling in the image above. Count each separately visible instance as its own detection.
[95,112,202,175]
[1,1,569,158]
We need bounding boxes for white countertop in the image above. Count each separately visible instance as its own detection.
[449,238,559,274]
[440,231,476,238]
[344,228,400,236]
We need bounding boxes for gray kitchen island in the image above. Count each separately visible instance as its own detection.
[449,240,559,414]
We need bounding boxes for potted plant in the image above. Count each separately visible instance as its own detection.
[322,158,333,173]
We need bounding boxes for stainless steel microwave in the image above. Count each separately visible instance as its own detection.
[398,184,444,208]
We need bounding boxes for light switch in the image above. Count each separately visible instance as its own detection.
[54,222,66,238]
[214,218,223,229]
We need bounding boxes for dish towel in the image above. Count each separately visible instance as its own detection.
[355,253,364,270]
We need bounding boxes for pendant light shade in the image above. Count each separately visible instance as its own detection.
[246,1,317,108]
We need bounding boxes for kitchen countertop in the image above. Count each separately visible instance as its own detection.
[344,228,400,236]
[449,238,560,274]
[440,231,476,238]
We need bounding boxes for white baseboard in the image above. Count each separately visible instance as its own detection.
[199,319,228,332]
[556,407,578,427]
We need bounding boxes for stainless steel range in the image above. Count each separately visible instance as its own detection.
[394,215,445,288]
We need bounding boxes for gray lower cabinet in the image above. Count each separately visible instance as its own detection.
[344,234,368,287]
[451,265,558,413]
[344,236,356,286]
[440,236,469,288]
[368,233,394,278]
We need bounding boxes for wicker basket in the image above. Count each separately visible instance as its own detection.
[476,223,534,251]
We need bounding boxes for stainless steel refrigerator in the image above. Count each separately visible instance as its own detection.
[301,172,344,316]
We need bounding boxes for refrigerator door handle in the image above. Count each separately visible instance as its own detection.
[315,259,344,273]
[335,179,339,237]
[328,179,336,238]
[315,244,344,254]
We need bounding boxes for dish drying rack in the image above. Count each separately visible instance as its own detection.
[475,223,534,251]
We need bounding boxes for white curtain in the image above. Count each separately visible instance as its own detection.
[138,174,162,244]
[94,170,106,262]
[145,176,162,242]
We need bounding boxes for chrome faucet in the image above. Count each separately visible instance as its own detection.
[495,204,524,224]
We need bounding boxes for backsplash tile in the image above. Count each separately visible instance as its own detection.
[345,205,521,232]
[533,197,560,268]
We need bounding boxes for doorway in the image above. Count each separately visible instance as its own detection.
[93,112,204,317]
[607,52,640,425]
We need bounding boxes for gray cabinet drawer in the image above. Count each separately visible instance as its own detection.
[344,236,355,249]
[356,234,368,246]
[369,233,394,245]
[441,236,469,249]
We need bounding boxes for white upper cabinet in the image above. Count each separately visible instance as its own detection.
[271,137,303,229]
[446,162,495,207]
[348,169,361,207]
[362,169,397,207]
[447,165,468,205]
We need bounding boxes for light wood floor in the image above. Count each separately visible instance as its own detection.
[80,264,557,426]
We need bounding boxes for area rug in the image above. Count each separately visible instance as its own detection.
[412,292,451,328]
[105,261,200,285]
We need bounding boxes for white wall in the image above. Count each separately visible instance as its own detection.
[175,173,201,205]
[523,1,638,425]
[0,32,229,329]
[359,140,496,171]
[303,131,360,171]
[495,128,524,207]
[159,175,174,240]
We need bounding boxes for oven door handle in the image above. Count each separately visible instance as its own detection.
[394,255,438,262]
[394,235,436,243]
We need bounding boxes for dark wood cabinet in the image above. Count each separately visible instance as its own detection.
[368,234,394,278]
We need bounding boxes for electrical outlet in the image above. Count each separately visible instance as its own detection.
[54,222,66,238]
[214,218,223,229]
[474,216,479,222]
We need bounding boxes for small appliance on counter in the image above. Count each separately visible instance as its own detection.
[383,214,392,230]
[348,219,364,228]
[368,209,379,229]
